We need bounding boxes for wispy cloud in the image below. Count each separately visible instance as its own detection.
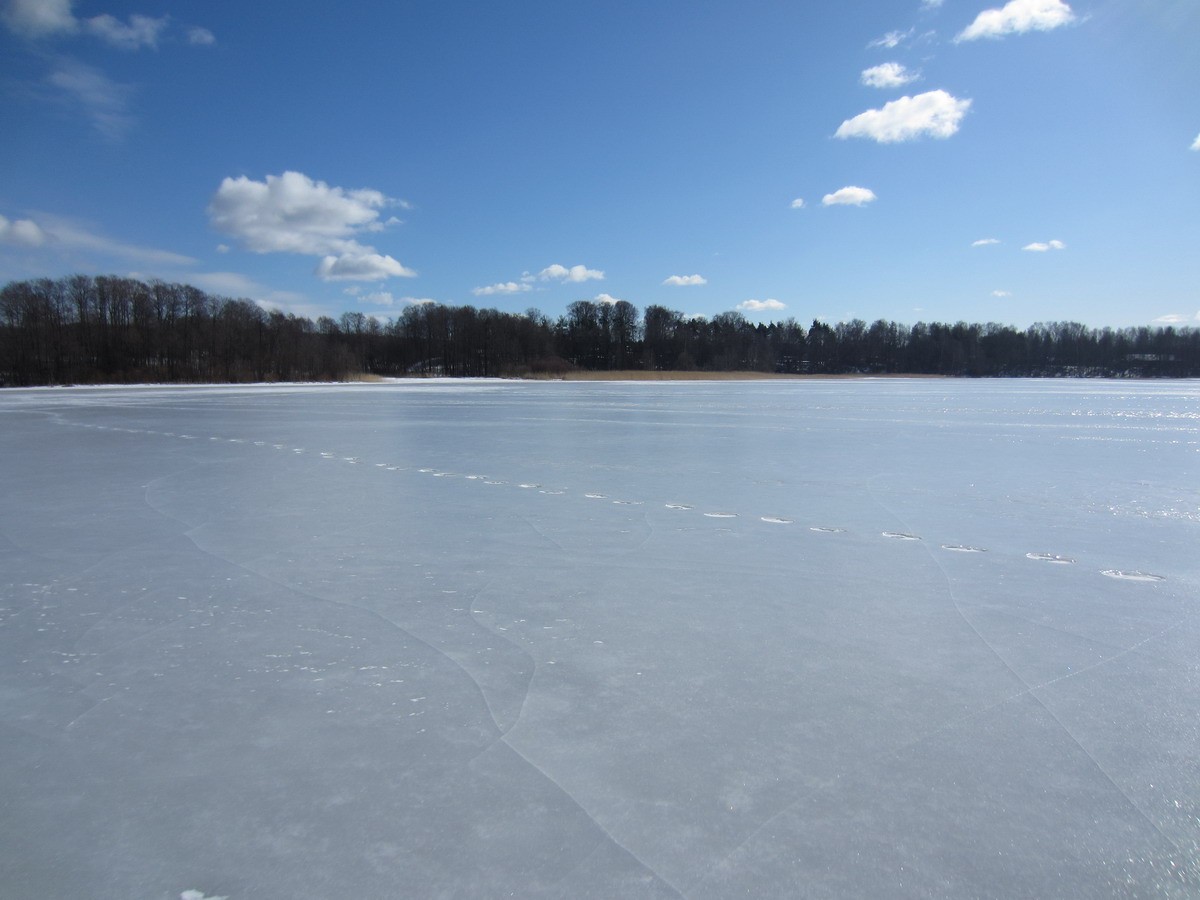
[6,211,196,265]
[790,198,805,209]
[737,299,786,312]
[344,290,438,308]
[663,274,707,286]
[472,281,531,296]
[187,26,215,46]
[208,171,413,281]
[1151,312,1200,325]
[972,237,1001,246]
[992,290,1012,297]
[860,62,919,89]
[836,90,971,142]
[85,13,167,50]
[956,0,1075,42]
[47,59,133,140]
[822,186,877,207]
[1,0,77,38]
[921,0,945,8]
[3,0,208,50]
[868,28,914,49]
[1023,239,1065,251]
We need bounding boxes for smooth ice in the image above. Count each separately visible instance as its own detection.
[1,379,1197,899]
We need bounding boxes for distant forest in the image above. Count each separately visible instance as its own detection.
[2,275,1198,385]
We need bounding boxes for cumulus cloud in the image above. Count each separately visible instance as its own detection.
[48,59,133,140]
[860,62,918,89]
[836,90,971,142]
[956,0,1075,41]
[869,28,913,49]
[1,0,77,37]
[595,293,624,305]
[992,289,1012,297]
[822,186,877,207]
[663,274,707,286]
[536,263,604,283]
[187,26,215,46]
[316,252,414,282]
[209,171,397,256]
[207,172,414,281]
[1023,239,1065,251]
[85,13,166,49]
[972,237,1001,246]
[737,299,787,312]
[1191,133,1200,151]
[790,198,805,209]
[0,214,48,246]
[472,282,531,296]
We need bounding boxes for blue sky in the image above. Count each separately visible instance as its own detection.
[1,0,1197,328]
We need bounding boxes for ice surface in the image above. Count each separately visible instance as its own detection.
[1,378,1197,898]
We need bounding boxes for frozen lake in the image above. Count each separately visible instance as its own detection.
[1,378,1197,899]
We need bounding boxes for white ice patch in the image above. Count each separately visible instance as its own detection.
[1100,570,1166,583]
[1027,552,1075,564]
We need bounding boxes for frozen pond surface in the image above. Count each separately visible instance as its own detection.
[1,378,1197,899]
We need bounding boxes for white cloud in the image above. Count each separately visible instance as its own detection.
[595,293,624,305]
[737,299,787,312]
[215,243,229,253]
[0,214,48,246]
[209,171,397,256]
[860,62,918,89]
[992,290,1012,297]
[836,90,971,142]
[187,271,314,316]
[85,13,166,50]
[180,892,228,900]
[472,281,531,296]
[351,291,436,308]
[188,271,263,296]
[1151,312,1200,325]
[1,0,77,37]
[663,274,707,286]
[315,252,415,281]
[956,0,1075,42]
[821,186,877,207]
[187,26,215,46]
[48,59,133,140]
[13,211,196,265]
[790,198,805,209]
[972,237,1001,246]
[869,28,913,49]
[922,0,945,8]
[1191,133,1200,151]
[1023,239,1065,251]
[537,263,604,283]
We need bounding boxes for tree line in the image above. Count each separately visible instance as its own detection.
[2,275,1197,385]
